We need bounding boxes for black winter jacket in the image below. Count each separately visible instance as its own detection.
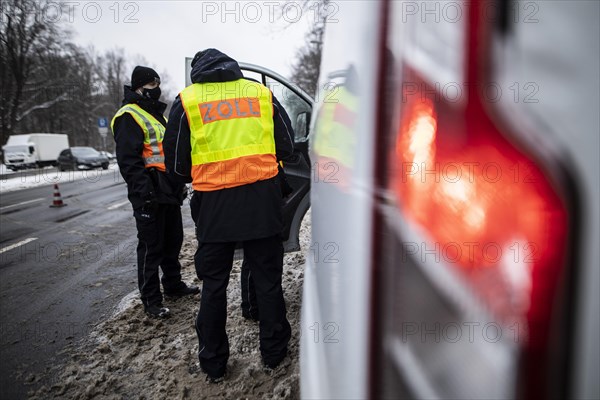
[163,49,295,242]
[112,86,185,209]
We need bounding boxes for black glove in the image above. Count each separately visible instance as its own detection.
[141,192,158,215]
[179,184,189,204]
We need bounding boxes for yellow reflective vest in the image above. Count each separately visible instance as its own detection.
[179,79,278,191]
[111,103,166,171]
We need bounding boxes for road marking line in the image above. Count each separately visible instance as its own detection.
[108,200,130,210]
[0,237,38,254]
[0,198,44,211]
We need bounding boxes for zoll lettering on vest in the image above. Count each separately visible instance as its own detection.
[199,97,261,124]
[179,79,277,191]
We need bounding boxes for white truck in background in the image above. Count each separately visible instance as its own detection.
[2,133,69,170]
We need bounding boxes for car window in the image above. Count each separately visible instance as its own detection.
[265,76,312,142]
[72,147,99,157]
[60,150,69,157]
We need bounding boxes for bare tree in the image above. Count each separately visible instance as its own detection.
[0,0,60,145]
[0,1,147,153]
[285,0,328,97]
[100,48,128,110]
[93,48,130,151]
[289,21,325,97]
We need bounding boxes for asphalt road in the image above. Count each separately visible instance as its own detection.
[0,166,61,181]
[0,168,194,399]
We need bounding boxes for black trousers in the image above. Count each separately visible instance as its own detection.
[194,236,291,377]
[192,192,259,319]
[241,259,259,319]
[133,204,185,307]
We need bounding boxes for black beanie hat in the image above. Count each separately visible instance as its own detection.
[131,66,160,90]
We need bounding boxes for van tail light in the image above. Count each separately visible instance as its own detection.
[389,1,571,398]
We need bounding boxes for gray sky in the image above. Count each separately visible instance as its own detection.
[65,1,314,95]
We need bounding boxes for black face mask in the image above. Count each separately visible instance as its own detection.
[142,87,161,100]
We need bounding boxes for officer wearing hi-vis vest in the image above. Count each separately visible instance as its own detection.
[111,66,199,319]
[163,49,294,382]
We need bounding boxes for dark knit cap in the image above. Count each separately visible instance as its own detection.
[131,66,160,90]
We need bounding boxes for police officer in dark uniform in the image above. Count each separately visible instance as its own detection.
[111,66,199,318]
[163,49,294,381]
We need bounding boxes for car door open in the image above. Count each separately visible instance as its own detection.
[239,63,313,252]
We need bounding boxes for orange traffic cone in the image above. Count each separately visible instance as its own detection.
[49,183,67,207]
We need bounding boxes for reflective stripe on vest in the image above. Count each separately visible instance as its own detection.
[179,79,277,191]
[111,103,166,171]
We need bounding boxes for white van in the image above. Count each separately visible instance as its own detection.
[301,1,599,399]
[2,133,69,170]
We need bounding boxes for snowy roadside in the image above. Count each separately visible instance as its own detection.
[0,164,120,193]
[30,211,311,400]
[0,163,14,175]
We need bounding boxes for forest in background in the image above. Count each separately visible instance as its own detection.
[0,0,169,153]
[1,0,325,153]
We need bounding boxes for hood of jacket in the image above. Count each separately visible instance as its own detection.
[121,85,167,116]
[190,48,243,84]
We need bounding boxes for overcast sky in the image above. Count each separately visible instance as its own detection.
[65,1,315,96]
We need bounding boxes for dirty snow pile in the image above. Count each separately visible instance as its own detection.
[31,212,311,399]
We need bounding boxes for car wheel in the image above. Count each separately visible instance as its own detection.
[101,163,109,170]
[59,164,65,172]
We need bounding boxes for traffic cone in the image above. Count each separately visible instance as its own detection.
[49,183,67,207]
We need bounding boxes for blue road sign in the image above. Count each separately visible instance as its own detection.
[98,117,108,128]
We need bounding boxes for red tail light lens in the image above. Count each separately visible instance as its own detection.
[391,67,569,396]
[378,0,576,398]
[393,65,567,321]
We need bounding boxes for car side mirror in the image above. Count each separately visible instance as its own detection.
[295,112,311,141]
[29,146,35,154]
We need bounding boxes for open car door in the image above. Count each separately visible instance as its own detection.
[238,63,313,252]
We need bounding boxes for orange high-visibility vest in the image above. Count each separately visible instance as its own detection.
[111,104,166,171]
[179,79,278,191]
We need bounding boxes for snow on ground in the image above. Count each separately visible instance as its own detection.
[0,163,14,175]
[0,164,120,193]
[29,211,311,400]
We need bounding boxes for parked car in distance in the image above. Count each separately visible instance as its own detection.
[57,147,109,171]
[99,151,116,161]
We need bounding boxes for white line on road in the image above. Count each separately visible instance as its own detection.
[0,237,38,254]
[0,198,44,211]
[107,200,130,210]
